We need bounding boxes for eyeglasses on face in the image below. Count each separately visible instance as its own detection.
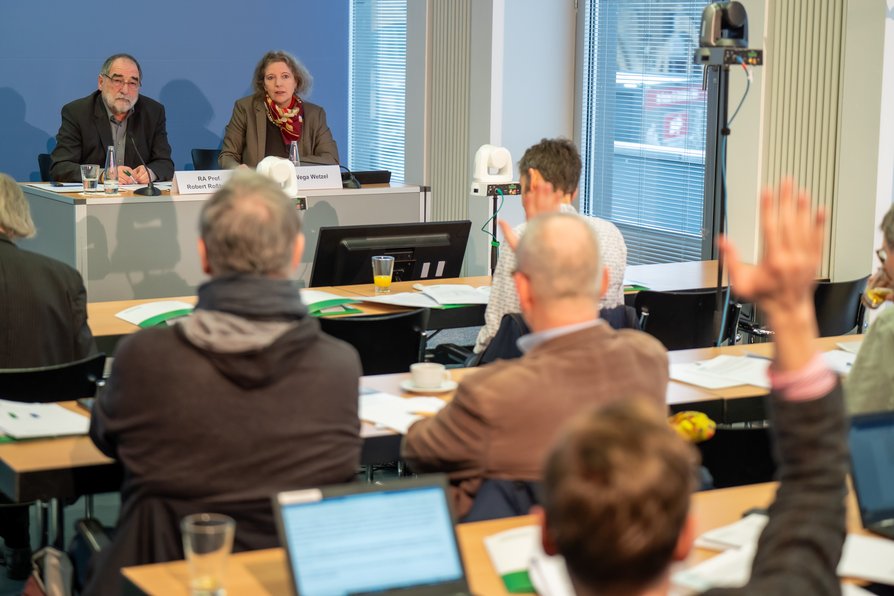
[102,73,141,90]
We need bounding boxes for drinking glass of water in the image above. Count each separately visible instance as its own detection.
[181,513,235,596]
[79,164,100,192]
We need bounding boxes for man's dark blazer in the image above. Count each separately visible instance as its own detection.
[48,90,174,182]
[0,234,96,368]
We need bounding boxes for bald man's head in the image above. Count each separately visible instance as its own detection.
[515,212,604,306]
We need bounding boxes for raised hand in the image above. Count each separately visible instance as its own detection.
[717,178,825,371]
[498,219,520,252]
[522,168,566,221]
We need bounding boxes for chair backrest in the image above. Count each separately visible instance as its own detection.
[476,313,528,366]
[474,306,642,367]
[600,304,641,330]
[318,309,429,375]
[191,148,222,171]
[38,153,52,182]
[813,275,868,336]
[462,479,543,522]
[634,289,740,350]
[697,426,776,488]
[0,353,106,402]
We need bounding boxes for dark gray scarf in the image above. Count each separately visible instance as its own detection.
[195,273,307,320]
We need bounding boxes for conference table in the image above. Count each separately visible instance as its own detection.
[86,276,493,353]
[119,481,868,595]
[0,333,858,507]
[86,260,722,346]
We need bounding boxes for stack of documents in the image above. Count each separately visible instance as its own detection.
[670,355,771,389]
[671,347,861,390]
[358,392,446,434]
[673,513,894,592]
[0,400,90,439]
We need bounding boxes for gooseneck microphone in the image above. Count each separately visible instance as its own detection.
[129,135,161,196]
[296,155,360,188]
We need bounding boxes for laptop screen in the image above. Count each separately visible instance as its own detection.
[277,483,466,595]
[849,412,894,525]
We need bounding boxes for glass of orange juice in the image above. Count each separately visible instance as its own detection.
[372,255,395,294]
[863,286,894,309]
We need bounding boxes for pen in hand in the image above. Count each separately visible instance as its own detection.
[123,169,137,184]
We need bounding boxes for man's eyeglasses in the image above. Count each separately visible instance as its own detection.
[102,73,140,90]
[877,247,887,264]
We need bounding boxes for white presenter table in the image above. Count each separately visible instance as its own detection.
[20,183,431,301]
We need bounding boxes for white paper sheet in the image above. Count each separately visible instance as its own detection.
[837,340,864,355]
[839,533,894,584]
[528,551,575,596]
[25,182,85,193]
[115,301,195,326]
[484,525,541,576]
[0,400,90,439]
[822,349,857,375]
[673,544,755,591]
[670,355,771,389]
[358,392,446,434]
[695,513,768,551]
[419,285,491,305]
[684,513,894,587]
[360,293,444,308]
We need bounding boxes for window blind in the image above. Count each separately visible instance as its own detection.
[349,0,407,182]
[579,0,710,265]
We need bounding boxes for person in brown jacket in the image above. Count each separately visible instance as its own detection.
[401,211,668,518]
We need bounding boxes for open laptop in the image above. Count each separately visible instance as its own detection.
[849,410,894,539]
[272,475,472,595]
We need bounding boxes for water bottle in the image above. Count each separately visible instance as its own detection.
[288,140,300,167]
[104,145,118,194]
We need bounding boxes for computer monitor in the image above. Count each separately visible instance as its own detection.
[309,220,472,287]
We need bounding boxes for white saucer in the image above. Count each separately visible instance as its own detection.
[400,379,458,394]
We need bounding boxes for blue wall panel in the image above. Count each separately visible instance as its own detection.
[0,1,349,181]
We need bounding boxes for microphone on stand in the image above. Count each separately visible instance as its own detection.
[128,135,161,196]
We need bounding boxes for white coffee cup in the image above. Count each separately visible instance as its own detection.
[410,362,451,389]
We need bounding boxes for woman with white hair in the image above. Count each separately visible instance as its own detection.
[0,172,96,578]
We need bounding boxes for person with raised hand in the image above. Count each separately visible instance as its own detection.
[538,179,847,596]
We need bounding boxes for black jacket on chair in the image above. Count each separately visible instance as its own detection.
[0,234,96,368]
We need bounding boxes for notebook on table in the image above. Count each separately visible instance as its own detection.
[849,410,894,540]
[272,475,472,595]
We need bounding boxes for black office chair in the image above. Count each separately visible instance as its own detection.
[739,275,869,341]
[434,305,641,368]
[37,153,52,182]
[190,148,221,171]
[0,353,107,550]
[697,426,776,488]
[318,309,429,375]
[634,289,741,350]
[462,479,543,522]
[0,353,106,402]
[814,275,869,336]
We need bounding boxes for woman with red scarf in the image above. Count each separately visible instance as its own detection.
[219,50,339,168]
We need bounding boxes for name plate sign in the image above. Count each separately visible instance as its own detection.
[172,170,233,195]
[295,165,342,190]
